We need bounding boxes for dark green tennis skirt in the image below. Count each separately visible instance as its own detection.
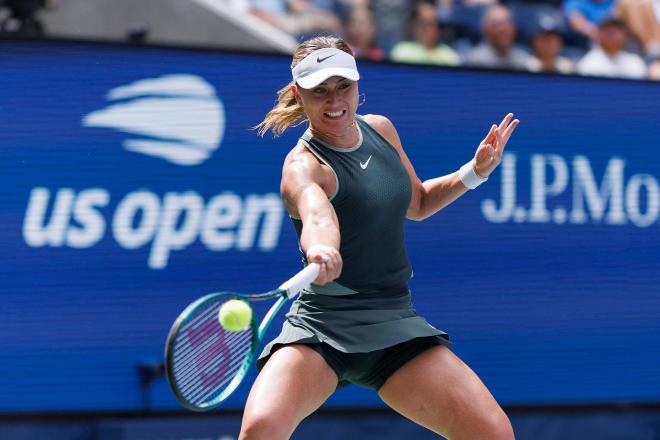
[256,283,449,371]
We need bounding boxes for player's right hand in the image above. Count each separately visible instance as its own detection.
[306,244,342,285]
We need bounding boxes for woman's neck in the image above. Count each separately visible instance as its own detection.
[310,121,359,149]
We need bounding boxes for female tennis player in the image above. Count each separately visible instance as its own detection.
[242,36,518,440]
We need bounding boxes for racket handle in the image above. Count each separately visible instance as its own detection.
[279,263,320,299]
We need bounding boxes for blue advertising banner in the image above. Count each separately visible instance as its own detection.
[2,410,660,440]
[1,40,659,412]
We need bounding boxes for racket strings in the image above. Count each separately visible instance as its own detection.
[173,306,250,363]
[174,331,249,396]
[171,298,254,406]
[174,317,252,404]
[184,351,249,405]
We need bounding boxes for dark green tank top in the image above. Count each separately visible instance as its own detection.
[292,115,413,292]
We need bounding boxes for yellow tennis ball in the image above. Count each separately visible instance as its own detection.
[218,299,252,332]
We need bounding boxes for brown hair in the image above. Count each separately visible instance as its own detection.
[255,36,354,137]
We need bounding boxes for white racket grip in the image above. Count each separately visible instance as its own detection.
[279,263,320,299]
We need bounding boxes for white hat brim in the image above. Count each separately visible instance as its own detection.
[296,68,360,89]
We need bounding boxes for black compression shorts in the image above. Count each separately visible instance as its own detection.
[270,335,450,391]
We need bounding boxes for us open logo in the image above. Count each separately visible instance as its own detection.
[82,74,225,166]
[22,74,284,269]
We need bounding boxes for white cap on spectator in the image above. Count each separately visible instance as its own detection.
[292,48,360,89]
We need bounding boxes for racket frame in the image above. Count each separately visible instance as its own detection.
[164,263,319,411]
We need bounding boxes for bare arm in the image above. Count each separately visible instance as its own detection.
[364,113,519,221]
[281,144,342,284]
[364,114,466,220]
[568,13,598,40]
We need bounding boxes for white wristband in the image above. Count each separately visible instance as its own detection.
[458,160,487,190]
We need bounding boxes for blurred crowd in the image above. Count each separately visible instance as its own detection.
[0,0,49,37]
[1,0,658,80]
[249,0,660,80]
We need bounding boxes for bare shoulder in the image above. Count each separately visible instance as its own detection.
[362,114,402,149]
[281,141,327,193]
[283,141,321,174]
[362,114,395,134]
[281,141,335,215]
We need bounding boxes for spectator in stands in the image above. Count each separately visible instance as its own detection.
[344,5,385,61]
[218,0,252,13]
[576,17,647,78]
[526,13,576,73]
[0,0,47,37]
[370,0,411,52]
[436,0,496,46]
[615,0,660,58]
[562,0,616,41]
[310,0,358,22]
[648,57,660,79]
[390,1,460,66]
[463,4,532,70]
[251,0,342,38]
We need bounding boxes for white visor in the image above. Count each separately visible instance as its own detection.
[292,48,360,89]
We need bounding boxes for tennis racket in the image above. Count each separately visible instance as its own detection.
[164,263,320,412]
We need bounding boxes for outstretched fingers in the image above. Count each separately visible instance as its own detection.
[481,124,497,146]
[473,114,520,178]
[497,113,514,132]
[495,114,520,155]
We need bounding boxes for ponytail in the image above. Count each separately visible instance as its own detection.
[255,35,353,137]
[255,81,307,137]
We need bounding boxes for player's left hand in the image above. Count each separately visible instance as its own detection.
[474,113,519,178]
